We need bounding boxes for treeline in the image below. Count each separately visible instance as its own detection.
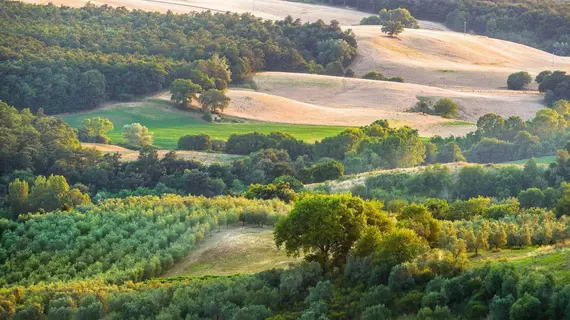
[355,152,570,209]
[0,102,316,216]
[0,1,357,114]
[429,99,570,164]
[536,70,570,104]
[179,119,425,175]
[298,0,570,55]
[0,194,289,287]
[180,99,570,172]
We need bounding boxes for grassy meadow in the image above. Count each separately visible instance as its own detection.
[63,99,350,149]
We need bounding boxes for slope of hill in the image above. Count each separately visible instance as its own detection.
[81,143,243,163]
[22,0,370,25]
[63,98,349,149]
[228,72,542,121]
[350,26,570,90]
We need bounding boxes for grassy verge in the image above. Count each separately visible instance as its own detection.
[63,100,349,149]
[163,227,299,277]
[441,120,476,126]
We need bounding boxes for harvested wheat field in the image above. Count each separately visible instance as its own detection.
[22,0,369,25]
[350,26,570,90]
[21,0,451,29]
[225,72,543,122]
[81,143,242,163]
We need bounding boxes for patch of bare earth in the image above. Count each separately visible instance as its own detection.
[162,227,299,277]
[81,143,241,164]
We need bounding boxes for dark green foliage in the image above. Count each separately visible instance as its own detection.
[535,70,570,104]
[509,294,542,320]
[362,70,385,80]
[177,134,212,151]
[226,132,275,155]
[170,79,202,106]
[433,98,458,118]
[361,305,391,320]
[467,138,513,163]
[0,2,356,114]
[245,182,297,202]
[305,160,345,183]
[507,72,532,90]
[382,21,405,37]
[436,142,466,163]
[275,194,391,268]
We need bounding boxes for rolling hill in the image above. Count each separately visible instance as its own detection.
[29,0,570,138]
[350,25,570,90]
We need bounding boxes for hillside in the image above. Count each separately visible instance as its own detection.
[81,143,243,163]
[350,26,570,90]
[22,0,566,138]
[238,72,543,122]
[63,98,349,149]
[20,0,365,25]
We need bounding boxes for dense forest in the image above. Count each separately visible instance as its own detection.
[293,0,570,55]
[0,1,357,114]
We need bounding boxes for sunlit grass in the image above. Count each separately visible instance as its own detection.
[63,100,349,149]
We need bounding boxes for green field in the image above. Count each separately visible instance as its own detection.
[63,100,349,149]
[441,120,476,126]
[470,246,570,283]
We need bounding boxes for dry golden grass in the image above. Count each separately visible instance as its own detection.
[350,26,570,90]
[81,143,242,164]
[162,227,299,277]
[26,0,568,137]
[220,72,545,136]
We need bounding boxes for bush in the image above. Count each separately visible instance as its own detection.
[308,160,344,183]
[202,112,213,122]
[507,72,532,90]
[225,132,274,155]
[363,71,385,80]
[177,134,212,151]
[433,98,458,118]
[388,76,405,83]
[211,139,226,152]
[360,16,382,25]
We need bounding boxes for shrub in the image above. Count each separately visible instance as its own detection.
[507,71,532,90]
[363,71,385,80]
[433,98,458,118]
[211,139,226,152]
[177,134,212,151]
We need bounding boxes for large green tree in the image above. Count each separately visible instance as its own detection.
[199,89,231,113]
[170,79,202,106]
[274,194,392,268]
[78,117,114,144]
[122,123,153,148]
